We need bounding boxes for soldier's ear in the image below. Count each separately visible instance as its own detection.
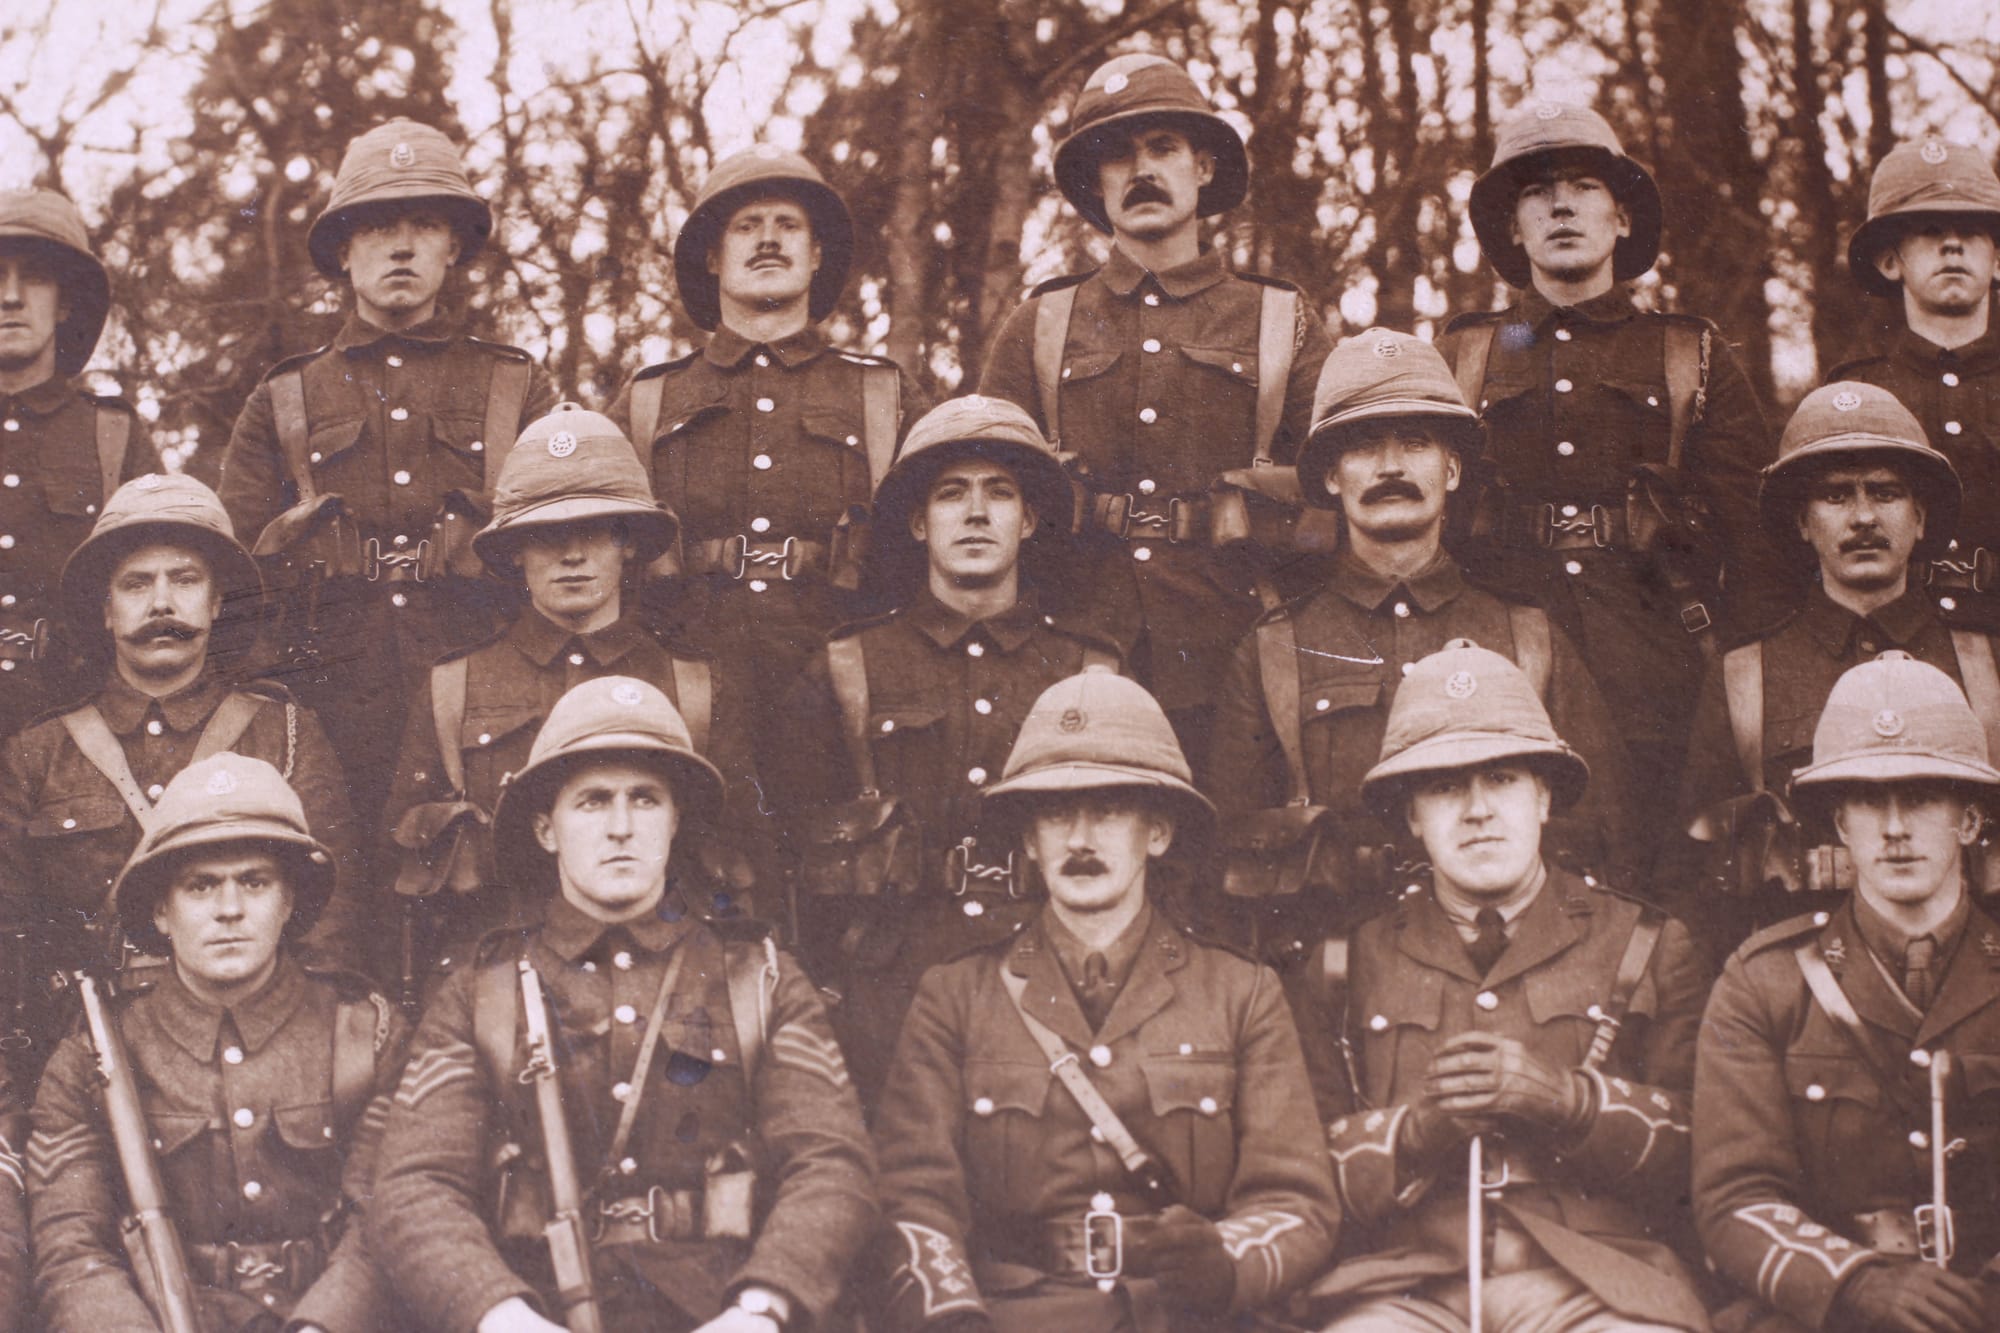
[153,899,172,942]
[1614,200,1632,241]
[533,812,558,854]
[909,508,928,545]
[1194,147,1215,188]
[336,238,352,277]
[1957,801,1983,845]
[1444,452,1462,493]
[1874,244,1905,287]
[809,236,822,278]
[1146,812,1176,858]
[445,230,462,268]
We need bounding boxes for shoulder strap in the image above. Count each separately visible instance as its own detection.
[268,370,318,504]
[628,375,666,464]
[726,937,779,1087]
[59,706,152,826]
[191,691,265,763]
[1450,322,1497,413]
[859,364,901,492]
[671,656,712,756]
[1081,645,1118,674]
[824,636,879,797]
[1950,631,2000,767]
[431,657,471,795]
[1792,941,1919,1116]
[480,358,535,499]
[1506,604,1553,700]
[472,957,519,1085]
[1662,322,1709,472]
[1722,642,1766,793]
[1252,286,1300,466]
[94,406,131,502]
[1033,285,1078,452]
[331,997,380,1134]
[1583,908,1665,1070]
[1253,615,1312,807]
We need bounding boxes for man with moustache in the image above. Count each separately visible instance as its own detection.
[1831,139,2000,632]
[1308,643,1711,1332]
[28,753,410,1332]
[1207,330,1632,967]
[219,120,556,826]
[977,54,1331,768]
[0,474,361,1061]
[874,668,1337,1332]
[774,395,1118,1105]
[1694,653,2000,1333]
[1439,101,1777,817]
[0,189,154,742]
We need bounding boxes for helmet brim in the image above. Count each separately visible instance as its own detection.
[1359,733,1590,815]
[490,742,726,891]
[1759,439,1962,564]
[472,496,679,570]
[58,521,265,653]
[307,194,494,280]
[1847,208,2000,300]
[1468,146,1662,288]
[0,235,110,376]
[1790,753,2000,793]
[1053,110,1250,235]
[980,768,1215,842]
[673,178,855,331]
[1297,412,1483,510]
[114,832,336,957]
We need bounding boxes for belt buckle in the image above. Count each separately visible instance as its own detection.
[363,537,428,583]
[226,1239,289,1289]
[1680,601,1713,634]
[1588,504,1614,549]
[1084,1191,1123,1291]
[594,1184,670,1244]
[731,535,798,581]
[0,616,46,664]
[1976,547,1996,594]
[1166,495,1195,544]
[950,837,1018,899]
[1118,497,1169,541]
[1479,1146,1513,1195]
[1916,1203,1957,1266]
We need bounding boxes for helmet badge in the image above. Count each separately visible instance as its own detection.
[1104,72,1129,94]
[1445,670,1478,700]
[390,141,416,169]
[135,474,163,490]
[612,682,644,706]
[1373,338,1401,360]
[1059,708,1087,733]
[1832,390,1862,412]
[1921,140,1950,166]
[547,430,577,458]
[206,767,238,795]
[1534,102,1564,121]
[1873,708,1906,739]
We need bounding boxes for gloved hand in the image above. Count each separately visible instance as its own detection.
[1397,1082,1477,1168]
[1423,1032,1590,1132]
[1123,1204,1236,1316]
[1835,1261,1991,1333]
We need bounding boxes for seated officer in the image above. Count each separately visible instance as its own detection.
[1694,653,2000,1333]
[1208,329,1632,967]
[775,394,1117,1105]
[1309,643,1711,1332]
[0,474,361,1060]
[368,676,875,1333]
[874,669,1337,1332]
[384,404,761,1007]
[28,753,410,1331]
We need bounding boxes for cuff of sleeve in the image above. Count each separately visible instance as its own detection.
[1728,1201,1881,1330]
[1558,1068,1687,1181]
[882,1220,986,1333]
[1328,1103,1429,1219]
[1217,1209,1313,1311]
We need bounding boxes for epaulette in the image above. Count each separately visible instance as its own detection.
[944,927,1025,966]
[299,962,388,1002]
[79,386,135,412]
[1825,352,1888,381]
[630,349,702,382]
[1168,920,1260,967]
[1029,270,1095,299]
[470,925,534,969]
[260,345,331,381]
[236,677,298,704]
[826,605,904,643]
[1564,870,1649,910]
[1738,910,1828,959]
[462,336,536,362]
[1237,272,1304,293]
[833,347,898,369]
[1444,309,1509,334]
[1031,606,1121,647]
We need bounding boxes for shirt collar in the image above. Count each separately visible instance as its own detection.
[332,310,460,354]
[153,954,309,1061]
[703,323,826,370]
[0,375,75,420]
[538,892,700,963]
[903,587,1044,653]
[1853,888,1971,974]
[1328,546,1466,614]
[507,608,652,670]
[1890,319,2000,373]
[1041,901,1155,994]
[1100,245,1229,301]
[96,670,226,736]
[1515,285,1639,334]
[1800,581,1937,657]
[1432,860,1548,940]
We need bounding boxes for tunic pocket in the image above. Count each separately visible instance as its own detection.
[963,1057,1051,1208]
[1139,1053,1237,1206]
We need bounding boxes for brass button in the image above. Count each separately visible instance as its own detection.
[749,579,768,593]
[973,1096,995,1116]
[1945,421,1963,435]
[1943,372,1960,387]
[224,1046,244,1064]
[2,475,16,488]
[568,652,586,666]
[966,641,985,657]
[391,592,409,608]
[755,397,775,413]
[967,767,988,784]
[1198,1096,1219,1115]
[1138,478,1156,494]
[1139,407,1158,424]
[386,355,404,368]
[1089,1044,1113,1068]
[1142,338,1162,353]
[1910,1130,1929,1150]
[974,698,993,715]
[963,900,984,917]
[755,354,771,368]
[1560,503,1578,518]
[615,1005,637,1024]
[1393,601,1410,618]
[1941,596,1959,611]
[1143,292,1160,306]
[147,783,165,800]
[1134,546,1153,562]
[1564,559,1583,576]
[1368,1014,1389,1031]
[1556,441,1575,456]
[242,1181,263,1200]
[613,951,633,970]
[390,407,409,421]
[620,1156,638,1174]
[1805,1084,1825,1101]
[393,470,412,485]
[146,719,164,736]
[753,453,773,470]
[750,516,771,533]
[233,1108,254,1129]
[1910,1049,1932,1068]
[1555,328,1572,342]
[1554,378,1573,393]
[1315,698,1330,711]
[613,1081,632,1101]
[0,421,15,432]
[1476,991,1499,1011]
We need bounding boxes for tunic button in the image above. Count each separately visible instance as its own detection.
[615,1005,638,1024]
[1943,372,1960,387]
[224,1046,243,1064]
[1910,1130,1929,1150]
[1400,662,1414,676]
[1134,546,1153,562]
[243,1181,263,1200]
[1089,1044,1113,1068]
[61,818,75,830]
[1138,478,1156,495]
[391,592,408,608]
[1941,596,1959,611]
[1142,338,1162,353]
[1945,421,1963,435]
[1179,1043,1193,1055]
[393,470,412,485]
[613,951,633,970]
[2,475,16,488]
[1805,1084,1825,1101]
[973,1096,995,1116]
[1554,378,1573,393]
[1476,991,1499,1011]
[1564,560,1583,576]
[1198,1096,1219,1115]
[1089,1125,1104,1142]
[1560,504,1578,518]
[1812,912,1830,926]
[0,536,12,549]
[755,397,775,413]
[310,451,323,463]
[1139,407,1158,424]
[0,420,15,432]
[753,453,773,470]
[1556,441,1575,456]
[1314,698,1330,711]
[963,900,984,917]
[146,719,163,736]
[620,1157,639,1175]
[1910,1049,1932,1068]
[712,1049,728,1063]
[750,516,771,533]
[390,407,409,421]
[0,596,12,607]
[749,579,768,593]
[568,652,585,666]
[967,767,988,784]
[233,1108,254,1128]
[1555,328,1572,341]
[755,354,771,367]
[974,698,993,715]
[966,641,985,657]
[147,784,164,800]
[478,733,492,746]
[613,1081,632,1102]
[1646,395,1660,407]
[1231,362,1244,374]
[1368,1014,1389,1031]
[1393,601,1410,618]
[1144,293,1160,306]
[387,355,404,368]
[880,719,896,734]
[470,440,483,452]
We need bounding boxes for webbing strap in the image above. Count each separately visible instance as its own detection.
[825,636,878,797]
[1506,604,1553,700]
[472,953,518,1086]
[1033,285,1078,452]
[1722,642,1766,793]
[1252,287,1299,466]
[430,657,470,795]
[480,359,535,499]
[59,706,152,827]
[1949,631,2000,768]
[94,406,131,504]
[671,657,712,756]
[1000,967,1155,1182]
[859,365,901,492]
[1662,324,1709,473]
[1254,615,1312,807]
[1794,942,1919,1117]
[191,691,264,763]
[331,999,378,1134]
[726,937,779,1087]
[627,375,666,464]
[269,370,318,504]
[1583,910,1665,1070]
[1450,323,1497,413]
[604,946,688,1172]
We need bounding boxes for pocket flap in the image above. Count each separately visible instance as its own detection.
[799,795,905,845]
[1603,379,1672,416]
[306,417,367,466]
[964,1058,1051,1117]
[461,703,542,750]
[1960,1052,2000,1097]
[1471,375,1536,412]
[1525,968,1601,1024]
[1179,345,1257,383]
[1783,1052,1881,1108]
[869,705,946,738]
[429,411,488,461]
[1139,1054,1236,1116]
[27,794,129,838]
[149,1111,211,1156]
[272,1101,337,1149]
[1299,680,1383,724]
[658,400,730,440]
[1061,350,1121,384]
[1364,972,1443,1033]
[800,407,865,450]
[1222,805,1330,854]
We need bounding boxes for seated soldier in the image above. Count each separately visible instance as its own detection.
[384,403,761,1008]
[1308,643,1711,1332]
[1695,653,2000,1333]
[875,668,1337,1332]
[368,676,875,1333]
[28,753,410,1331]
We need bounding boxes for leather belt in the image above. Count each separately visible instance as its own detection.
[187,1235,328,1301]
[591,1185,702,1246]
[1090,492,1214,545]
[1028,1199,1134,1283]
[685,535,831,582]
[1852,1208,1921,1258]
[1929,548,1997,596]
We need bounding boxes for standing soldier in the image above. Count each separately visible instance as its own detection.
[1439,101,1777,816]
[1308,643,1712,1332]
[368,676,876,1333]
[1207,330,1632,967]
[0,474,363,1063]
[0,188,153,741]
[28,752,410,1332]
[384,404,763,1009]
[606,146,926,745]
[218,120,556,826]
[1832,138,2000,632]
[1695,653,2000,1333]
[977,54,1332,767]
[774,395,1118,1105]
[874,668,1337,1332]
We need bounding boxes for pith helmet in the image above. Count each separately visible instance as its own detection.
[1468,102,1663,288]
[111,753,337,956]
[307,120,492,279]
[59,474,264,645]
[1296,329,1482,509]
[982,668,1213,833]
[0,188,110,376]
[491,676,724,876]
[1848,139,2000,299]
[868,394,1072,565]
[1760,381,1960,563]
[673,146,854,331]
[1053,55,1250,235]
[1360,640,1589,813]
[472,403,679,569]
[1790,651,2000,793]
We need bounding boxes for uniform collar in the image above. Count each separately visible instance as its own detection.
[0,374,76,420]
[1852,887,1971,976]
[903,587,1044,653]
[1432,859,1547,940]
[539,892,699,963]
[703,323,826,370]
[1100,245,1229,301]
[333,311,461,354]
[1041,901,1154,996]
[1800,581,1936,657]
[1007,900,1186,1047]
[507,608,652,670]
[152,954,309,1062]
[1889,319,2000,374]
[1328,546,1465,614]
[1515,285,1639,333]
[96,670,226,736]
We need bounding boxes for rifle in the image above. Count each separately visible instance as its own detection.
[1917,1051,1962,1269]
[75,971,202,1333]
[517,960,604,1333]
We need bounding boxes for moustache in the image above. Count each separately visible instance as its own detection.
[1360,479,1426,504]
[1060,854,1109,878]
[127,619,200,643]
[1122,181,1173,208]
[1839,535,1889,554]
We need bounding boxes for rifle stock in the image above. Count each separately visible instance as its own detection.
[517,960,604,1333]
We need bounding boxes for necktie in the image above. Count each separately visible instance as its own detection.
[1468,908,1508,976]
[1903,935,1937,1011]
[1077,952,1114,1029]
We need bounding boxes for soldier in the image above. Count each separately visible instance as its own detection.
[0,473,362,1062]
[977,54,1333,766]
[1694,653,2000,1333]
[383,403,763,1009]
[368,675,875,1333]
[1207,329,1633,965]
[1439,100,1777,815]
[874,668,1338,1332]
[0,188,154,741]
[1831,138,2000,632]
[218,119,556,826]
[606,146,926,744]
[28,752,410,1331]
[774,394,1119,1105]
[1307,643,1712,1331]
[1677,382,1992,960]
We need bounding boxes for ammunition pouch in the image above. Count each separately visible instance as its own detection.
[0,580,49,667]
[826,510,868,592]
[390,798,490,900]
[252,494,365,578]
[680,830,757,910]
[1851,1208,1922,1259]
[702,1142,755,1241]
[1686,791,1855,895]
[1220,804,1337,900]
[424,491,489,581]
[1627,465,1723,632]
[1210,465,1345,555]
[796,795,923,896]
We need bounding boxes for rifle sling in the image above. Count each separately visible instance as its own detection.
[1722,642,1766,793]
[1252,287,1297,467]
[95,406,131,506]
